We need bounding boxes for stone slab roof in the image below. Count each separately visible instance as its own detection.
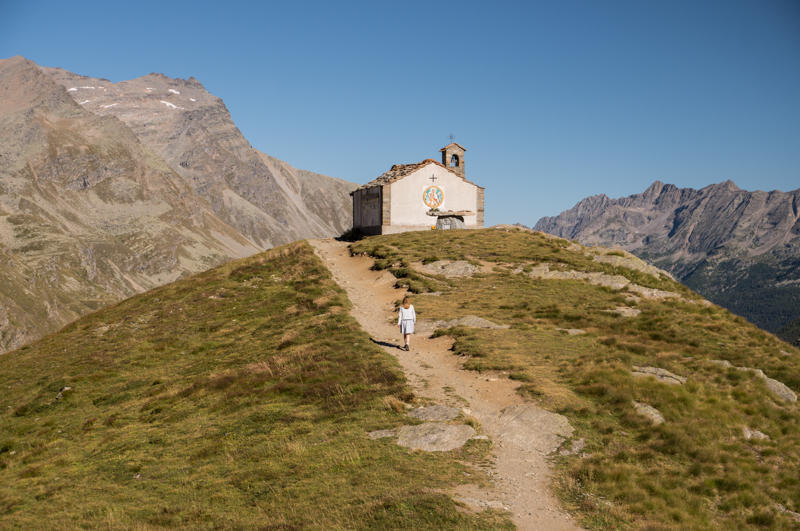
[351,158,482,194]
[439,142,467,152]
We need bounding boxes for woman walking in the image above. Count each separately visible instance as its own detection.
[397,295,416,351]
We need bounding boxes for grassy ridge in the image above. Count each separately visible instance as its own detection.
[0,241,511,530]
[352,228,800,531]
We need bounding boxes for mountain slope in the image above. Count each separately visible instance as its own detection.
[351,227,800,530]
[777,317,800,348]
[534,180,800,332]
[0,56,259,353]
[40,65,357,248]
[0,241,509,530]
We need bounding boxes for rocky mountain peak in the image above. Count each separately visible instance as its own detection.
[533,180,800,333]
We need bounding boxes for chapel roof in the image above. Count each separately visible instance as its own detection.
[439,142,467,152]
[351,158,482,194]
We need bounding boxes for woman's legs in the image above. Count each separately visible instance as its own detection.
[404,333,411,348]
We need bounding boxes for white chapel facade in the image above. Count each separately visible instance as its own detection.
[350,143,485,235]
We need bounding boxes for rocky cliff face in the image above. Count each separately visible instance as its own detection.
[0,56,266,352]
[534,180,800,332]
[0,56,356,353]
[40,66,355,248]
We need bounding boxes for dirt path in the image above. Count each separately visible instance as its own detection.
[311,239,583,531]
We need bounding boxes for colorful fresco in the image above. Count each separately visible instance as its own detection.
[423,186,444,209]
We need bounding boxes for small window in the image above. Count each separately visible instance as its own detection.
[450,154,459,167]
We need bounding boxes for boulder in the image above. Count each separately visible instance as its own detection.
[423,260,479,277]
[709,360,797,402]
[408,405,460,422]
[626,285,681,300]
[556,328,587,336]
[590,274,630,290]
[777,504,800,523]
[487,404,574,454]
[396,423,476,452]
[633,401,665,425]
[632,366,686,385]
[742,427,770,441]
[604,307,641,318]
[592,253,674,280]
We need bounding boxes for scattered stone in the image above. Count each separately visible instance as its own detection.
[626,284,681,300]
[396,423,476,452]
[604,307,641,318]
[471,435,489,440]
[761,375,797,403]
[559,437,586,456]
[633,401,665,425]
[590,274,631,290]
[781,350,791,356]
[523,263,686,302]
[592,253,674,280]
[632,366,687,385]
[526,265,602,282]
[408,405,460,422]
[709,359,733,368]
[453,498,506,510]
[777,504,800,523]
[488,404,575,454]
[556,328,587,336]
[423,260,479,277]
[743,427,770,441]
[55,386,73,400]
[709,360,797,402]
[368,428,399,440]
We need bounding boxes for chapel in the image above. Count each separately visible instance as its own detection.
[350,143,485,235]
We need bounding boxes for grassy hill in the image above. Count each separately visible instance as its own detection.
[0,241,510,530]
[351,228,800,531]
[3,228,799,530]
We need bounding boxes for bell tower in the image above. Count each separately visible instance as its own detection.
[440,142,466,179]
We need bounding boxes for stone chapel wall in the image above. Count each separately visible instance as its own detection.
[386,166,479,233]
[352,186,382,235]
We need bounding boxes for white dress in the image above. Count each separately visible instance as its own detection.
[398,305,416,334]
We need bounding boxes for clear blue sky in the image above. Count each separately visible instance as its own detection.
[2,0,799,226]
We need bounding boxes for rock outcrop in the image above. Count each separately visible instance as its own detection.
[709,360,797,402]
[534,180,800,333]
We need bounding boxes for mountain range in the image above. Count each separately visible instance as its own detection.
[534,180,800,337]
[0,56,356,353]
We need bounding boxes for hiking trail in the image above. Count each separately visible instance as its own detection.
[311,238,584,531]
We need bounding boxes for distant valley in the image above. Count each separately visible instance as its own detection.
[533,180,800,343]
[0,56,356,353]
